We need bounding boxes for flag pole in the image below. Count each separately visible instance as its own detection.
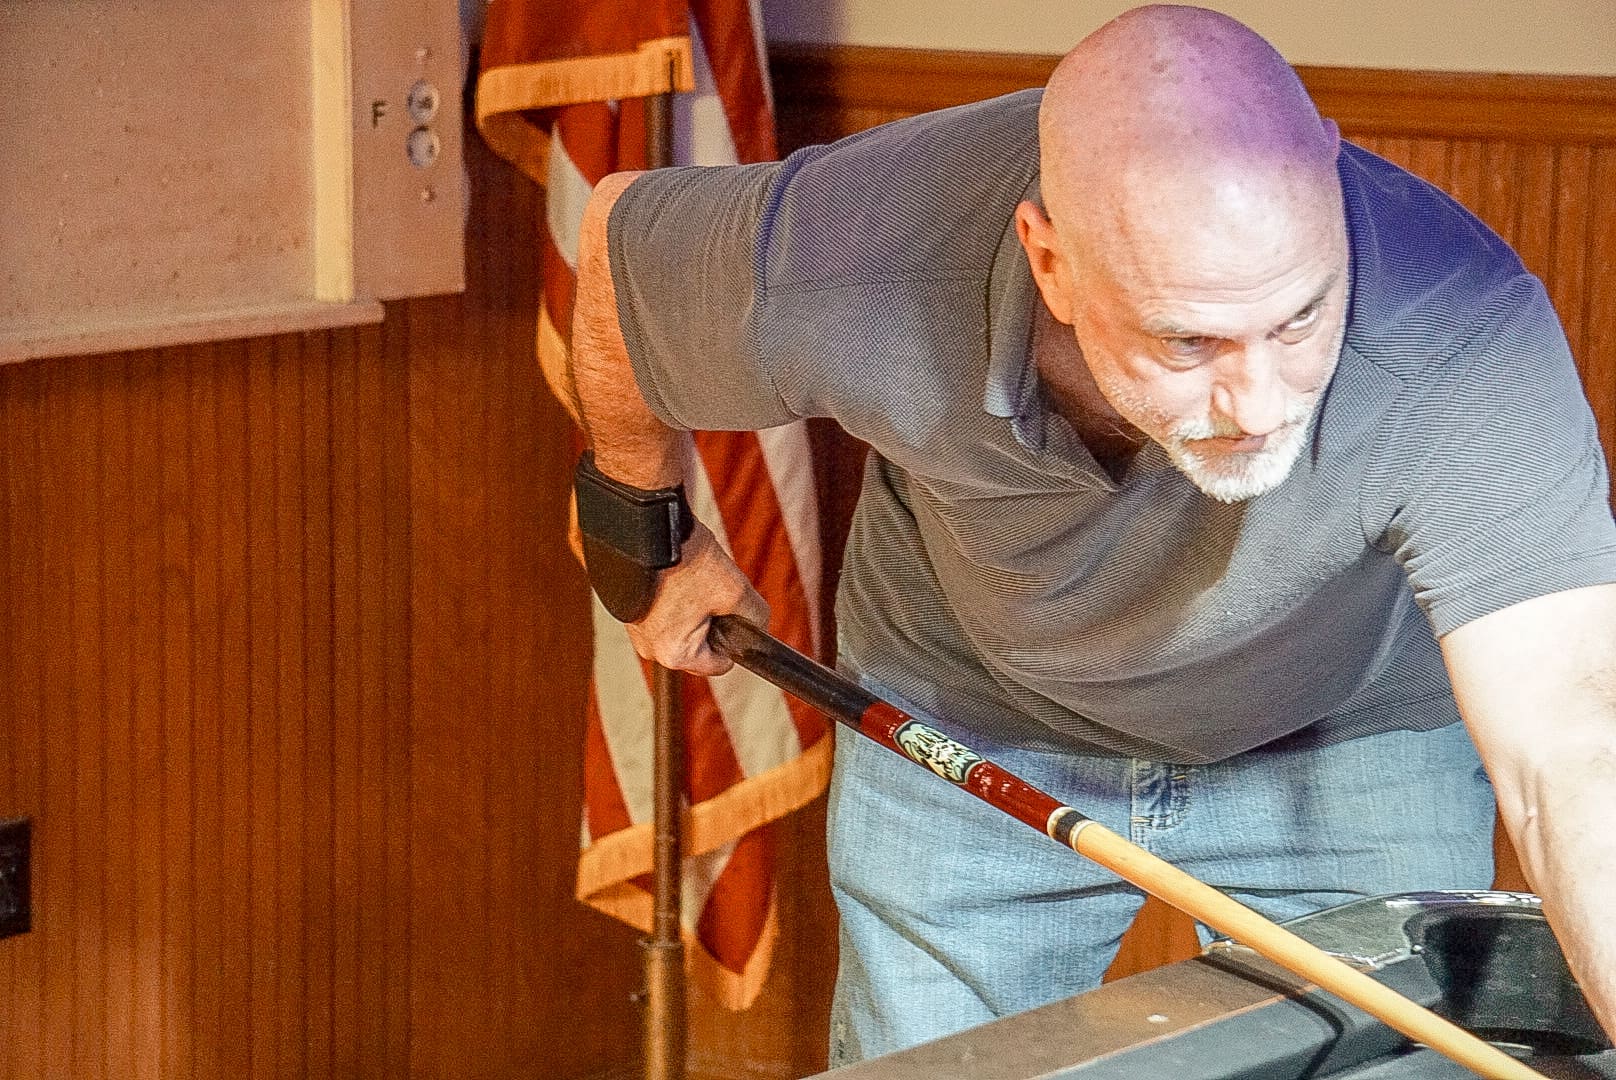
[646,664,685,1080]
[643,50,686,1080]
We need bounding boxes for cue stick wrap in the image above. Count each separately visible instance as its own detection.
[706,614,1548,1080]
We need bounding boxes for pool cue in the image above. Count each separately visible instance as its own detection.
[644,50,687,1080]
[707,614,1549,1080]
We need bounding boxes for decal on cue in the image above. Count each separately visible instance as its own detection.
[892,720,985,784]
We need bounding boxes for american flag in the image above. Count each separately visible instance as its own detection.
[476,0,831,1009]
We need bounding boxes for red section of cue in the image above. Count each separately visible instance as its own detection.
[857,701,1068,833]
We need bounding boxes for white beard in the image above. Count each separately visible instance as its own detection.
[1161,402,1316,502]
[1090,320,1344,503]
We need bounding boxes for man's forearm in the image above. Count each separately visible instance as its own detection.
[561,172,771,668]
[570,170,689,489]
[1500,738,1616,1030]
[1441,584,1616,1037]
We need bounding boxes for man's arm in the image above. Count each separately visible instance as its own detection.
[569,172,769,674]
[1440,580,1616,1034]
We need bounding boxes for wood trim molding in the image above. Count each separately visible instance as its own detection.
[770,43,1056,115]
[1303,66,1616,143]
[769,42,1616,144]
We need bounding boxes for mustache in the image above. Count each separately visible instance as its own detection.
[1170,397,1317,442]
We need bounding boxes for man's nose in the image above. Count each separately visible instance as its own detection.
[1210,346,1287,436]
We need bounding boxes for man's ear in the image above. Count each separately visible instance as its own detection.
[1014,199,1076,324]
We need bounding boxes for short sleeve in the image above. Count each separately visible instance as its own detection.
[607,163,797,431]
[1374,275,1616,635]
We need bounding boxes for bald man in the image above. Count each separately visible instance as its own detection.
[566,4,1616,1064]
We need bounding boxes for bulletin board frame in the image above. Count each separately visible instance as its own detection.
[0,0,466,363]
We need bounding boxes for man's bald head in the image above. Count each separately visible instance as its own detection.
[1013,7,1351,503]
[1038,5,1340,267]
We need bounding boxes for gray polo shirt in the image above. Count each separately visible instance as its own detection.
[607,89,1616,763]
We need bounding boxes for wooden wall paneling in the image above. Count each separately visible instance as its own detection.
[117,353,142,1074]
[1512,144,1558,283]
[36,357,71,1080]
[478,130,547,1076]
[0,377,8,1069]
[0,366,14,1071]
[406,283,490,1080]
[242,335,276,1077]
[338,317,416,1080]
[70,356,107,1080]
[482,150,526,1076]
[186,343,224,1080]
[329,324,363,1080]
[154,351,183,1075]
[400,123,652,1080]
[318,313,418,1080]
[0,372,14,1073]
[18,359,45,1080]
[1359,136,1412,168]
[22,362,53,1080]
[0,375,9,1069]
[303,330,336,1080]
[22,362,47,1080]
[158,348,190,1074]
[1407,138,1455,190]
[274,333,308,1080]
[217,340,256,1080]
[1302,68,1616,144]
[0,315,430,1079]
[87,357,116,1080]
[449,163,494,1066]
[377,317,416,1080]
[1585,148,1616,457]
[1550,149,1594,406]
[406,288,474,1079]
[1479,141,1520,237]
[129,351,165,1080]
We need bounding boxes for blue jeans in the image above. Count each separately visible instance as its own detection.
[824,689,1496,1066]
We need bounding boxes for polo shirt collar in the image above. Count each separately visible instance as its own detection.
[983,174,1043,426]
[980,175,1116,483]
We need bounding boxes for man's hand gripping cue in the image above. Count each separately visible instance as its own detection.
[626,523,770,677]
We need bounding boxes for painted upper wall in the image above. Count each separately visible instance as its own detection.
[762,0,1616,77]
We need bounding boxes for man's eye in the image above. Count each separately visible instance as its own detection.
[1278,307,1321,338]
[1164,336,1213,357]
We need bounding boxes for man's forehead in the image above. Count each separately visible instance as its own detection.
[1131,270,1342,337]
[1086,240,1345,336]
[1075,185,1347,317]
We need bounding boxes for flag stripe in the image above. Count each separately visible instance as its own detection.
[696,435,824,749]
[590,601,656,825]
[545,132,595,269]
[696,828,774,974]
[582,701,633,842]
[540,241,574,318]
[691,0,777,161]
[684,454,809,776]
[757,423,824,652]
[682,839,737,932]
[675,22,739,167]
[682,675,748,804]
[554,103,620,188]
